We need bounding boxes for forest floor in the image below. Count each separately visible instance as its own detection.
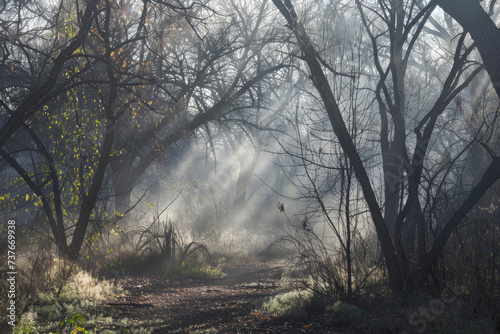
[105,261,365,334]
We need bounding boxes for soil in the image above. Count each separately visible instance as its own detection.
[105,261,361,333]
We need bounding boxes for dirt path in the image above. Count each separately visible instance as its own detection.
[107,261,299,333]
[105,261,363,333]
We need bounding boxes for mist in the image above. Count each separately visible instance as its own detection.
[1,0,500,332]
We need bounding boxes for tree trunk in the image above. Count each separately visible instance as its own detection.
[437,0,500,99]
[383,147,402,235]
[68,124,115,261]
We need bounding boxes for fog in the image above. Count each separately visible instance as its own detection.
[1,0,500,332]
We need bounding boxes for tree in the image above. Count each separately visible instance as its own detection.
[276,46,379,300]
[0,0,175,258]
[0,0,287,261]
[107,0,287,214]
[271,0,500,294]
[436,0,500,98]
[0,0,99,149]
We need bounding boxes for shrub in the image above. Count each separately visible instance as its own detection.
[65,270,121,301]
[174,261,226,280]
[258,289,313,318]
[16,269,121,333]
[326,301,362,325]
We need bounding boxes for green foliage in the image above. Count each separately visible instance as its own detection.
[16,290,117,333]
[56,313,88,334]
[174,261,226,280]
[14,266,122,333]
[14,314,38,334]
[326,301,362,325]
[30,291,111,327]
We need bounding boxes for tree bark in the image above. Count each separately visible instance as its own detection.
[437,0,500,98]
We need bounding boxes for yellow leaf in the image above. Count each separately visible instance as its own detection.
[25,193,29,201]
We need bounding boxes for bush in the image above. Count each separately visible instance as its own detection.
[173,261,226,280]
[326,301,362,325]
[258,289,314,318]
[65,270,121,301]
[15,269,121,333]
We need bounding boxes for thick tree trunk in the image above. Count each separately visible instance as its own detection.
[383,147,402,235]
[437,0,500,99]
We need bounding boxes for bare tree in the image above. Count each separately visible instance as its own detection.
[108,0,287,213]
[271,0,500,294]
[0,0,287,261]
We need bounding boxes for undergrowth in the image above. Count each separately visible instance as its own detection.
[173,260,226,280]
[12,268,169,334]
